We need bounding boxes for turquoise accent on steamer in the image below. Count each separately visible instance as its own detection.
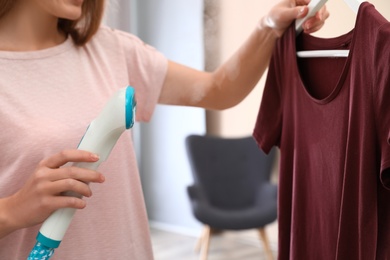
[125,86,136,129]
[36,232,61,248]
[27,241,54,260]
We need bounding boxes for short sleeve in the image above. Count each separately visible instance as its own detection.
[253,43,283,154]
[114,29,168,122]
[373,23,390,188]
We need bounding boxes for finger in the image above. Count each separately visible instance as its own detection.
[40,150,100,169]
[48,196,87,210]
[315,4,328,21]
[274,4,308,24]
[291,6,309,20]
[303,14,325,32]
[48,178,94,198]
[48,167,105,183]
[303,5,329,30]
[304,21,324,34]
[320,5,330,20]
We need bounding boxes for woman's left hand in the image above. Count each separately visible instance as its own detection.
[263,0,329,37]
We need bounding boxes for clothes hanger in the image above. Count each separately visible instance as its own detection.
[295,0,364,58]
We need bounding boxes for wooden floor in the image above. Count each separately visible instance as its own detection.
[150,225,278,260]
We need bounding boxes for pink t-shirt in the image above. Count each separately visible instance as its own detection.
[254,3,390,259]
[0,26,167,259]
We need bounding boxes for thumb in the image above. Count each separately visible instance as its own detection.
[289,6,309,20]
[263,1,310,38]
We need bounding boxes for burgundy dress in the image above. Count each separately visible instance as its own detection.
[253,3,390,259]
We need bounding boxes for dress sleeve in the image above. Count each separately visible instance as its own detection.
[253,42,283,154]
[373,23,390,188]
[114,29,168,122]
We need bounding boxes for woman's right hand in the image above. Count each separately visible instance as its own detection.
[0,149,105,238]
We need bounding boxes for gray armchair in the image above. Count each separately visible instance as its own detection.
[185,135,277,260]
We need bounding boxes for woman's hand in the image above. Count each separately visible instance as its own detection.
[0,150,105,238]
[263,0,329,37]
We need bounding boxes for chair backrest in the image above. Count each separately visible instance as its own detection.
[185,135,276,210]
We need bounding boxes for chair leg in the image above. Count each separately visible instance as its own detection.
[194,226,208,253]
[258,228,274,260]
[199,225,211,260]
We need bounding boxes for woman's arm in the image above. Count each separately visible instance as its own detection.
[159,0,328,110]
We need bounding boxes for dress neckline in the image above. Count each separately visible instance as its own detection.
[290,2,368,105]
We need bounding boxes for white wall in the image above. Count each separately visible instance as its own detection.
[135,0,206,233]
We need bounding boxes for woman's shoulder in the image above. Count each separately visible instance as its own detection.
[88,25,163,60]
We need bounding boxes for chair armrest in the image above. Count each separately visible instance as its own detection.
[187,184,207,202]
[187,184,197,200]
[187,184,213,208]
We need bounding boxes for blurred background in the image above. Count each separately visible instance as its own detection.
[105,0,390,259]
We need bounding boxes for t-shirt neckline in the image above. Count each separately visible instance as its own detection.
[290,2,368,105]
[0,36,74,60]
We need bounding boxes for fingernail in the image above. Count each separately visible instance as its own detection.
[91,153,100,160]
[299,7,305,14]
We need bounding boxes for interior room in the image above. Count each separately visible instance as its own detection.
[104,0,390,259]
[3,0,390,259]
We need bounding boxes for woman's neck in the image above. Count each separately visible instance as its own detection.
[0,3,66,51]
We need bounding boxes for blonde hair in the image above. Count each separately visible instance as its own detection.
[0,0,106,46]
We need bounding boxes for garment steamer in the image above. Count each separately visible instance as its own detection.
[27,86,136,259]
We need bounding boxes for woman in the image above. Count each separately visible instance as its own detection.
[0,0,327,258]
